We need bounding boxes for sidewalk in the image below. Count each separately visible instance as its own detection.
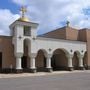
[0,70,89,79]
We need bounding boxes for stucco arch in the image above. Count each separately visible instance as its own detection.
[72,51,81,70]
[36,49,48,58]
[36,49,48,72]
[74,51,81,56]
[52,48,70,56]
[51,48,69,71]
[23,38,31,46]
[23,38,31,55]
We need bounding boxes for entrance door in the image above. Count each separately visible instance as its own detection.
[22,56,27,69]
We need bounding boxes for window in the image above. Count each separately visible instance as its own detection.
[24,26,31,36]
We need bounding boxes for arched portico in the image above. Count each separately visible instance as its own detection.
[73,51,85,70]
[73,51,79,70]
[30,49,52,73]
[36,49,47,72]
[21,39,30,71]
[51,48,69,71]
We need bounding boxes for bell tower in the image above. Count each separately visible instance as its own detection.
[10,6,38,39]
[9,6,38,72]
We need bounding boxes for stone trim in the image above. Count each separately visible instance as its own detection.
[78,67,85,70]
[68,67,74,71]
[46,68,53,72]
[30,68,37,73]
[37,37,86,43]
[87,66,90,70]
[0,68,23,74]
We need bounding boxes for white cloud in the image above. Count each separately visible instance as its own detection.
[11,0,90,34]
[0,9,19,35]
[12,0,27,6]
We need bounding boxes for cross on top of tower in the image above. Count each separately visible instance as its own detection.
[18,6,30,22]
[20,6,27,18]
[66,21,70,27]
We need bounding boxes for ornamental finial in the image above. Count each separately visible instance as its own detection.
[20,6,27,18]
[66,21,70,27]
[18,6,30,22]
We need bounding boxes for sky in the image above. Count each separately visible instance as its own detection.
[0,0,90,35]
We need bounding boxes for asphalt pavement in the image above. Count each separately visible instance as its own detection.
[0,71,90,90]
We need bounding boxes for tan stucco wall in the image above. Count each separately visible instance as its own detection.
[66,27,79,40]
[86,30,90,66]
[78,29,87,41]
[42,26,88,42]
[77,29,90,67]
[0,36,15,68]
[41,27,66,39]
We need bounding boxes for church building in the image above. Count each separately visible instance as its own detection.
[0,7,89,73]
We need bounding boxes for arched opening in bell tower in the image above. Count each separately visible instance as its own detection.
[21,39,30,71]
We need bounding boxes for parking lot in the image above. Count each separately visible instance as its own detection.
[0,70,90,90]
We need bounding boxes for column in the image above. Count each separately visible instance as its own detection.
[16,56,22,73]
[30,54,36,73]
[67,54,74,71]
[16,57,22,69]
[46,54,52,72]
[78,55,84,70]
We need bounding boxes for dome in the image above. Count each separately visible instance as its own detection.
[18,6,30,22]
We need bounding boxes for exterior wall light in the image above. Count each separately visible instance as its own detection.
[32,37,36,40]
[49,48,52,52]
[18,36,22,39]
[81,50,84,53]
[70,49,73,52]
